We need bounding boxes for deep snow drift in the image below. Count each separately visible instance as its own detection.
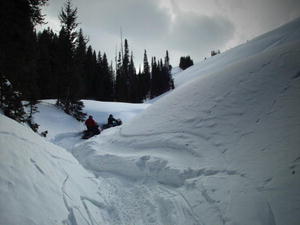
[1,18,300,225]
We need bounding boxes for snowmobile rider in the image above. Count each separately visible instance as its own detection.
[85,115,99,132]
[107,114,117,127]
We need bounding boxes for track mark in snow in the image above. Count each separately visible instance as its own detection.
[240,131,255,137]
[293,156,300,162]
[260,61,272,69]
[47,152,76,164]
[61,176,77,225]
[263,177,273,185]
[81,196,120,225]
[292,71,300,80]
[201,187,227,225]
[61,176,90,225]
[80,198,96,225]
[177,191,204,225]
[0,131,36,145]
[289,156,300,174]
[158,186,204,225]
[266,202,277,225]
[30,158,45,175]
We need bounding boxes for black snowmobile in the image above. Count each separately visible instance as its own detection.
[82,126,101,139]
[101,119,122,130]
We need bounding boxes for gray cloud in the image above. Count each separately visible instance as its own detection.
[213,0,300,46]
[77,0,171,40]
[41,0,300,66]
[168,11,235,59]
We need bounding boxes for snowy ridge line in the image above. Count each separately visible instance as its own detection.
[73,147,245,188]
[116,131,206,158]
[117,128,213,158]
[119,126,211,141]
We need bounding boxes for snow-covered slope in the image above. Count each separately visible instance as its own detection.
[0,114,112,225]
[1,17,300,225]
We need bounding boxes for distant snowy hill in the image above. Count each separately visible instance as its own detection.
[174,17,300,88]
[1,18,300,225]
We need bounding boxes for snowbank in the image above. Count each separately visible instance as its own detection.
[0,114,114,225]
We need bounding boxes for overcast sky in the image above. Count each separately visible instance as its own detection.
[39,0,300,67]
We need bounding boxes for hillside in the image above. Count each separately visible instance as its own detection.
[1,18,300,225]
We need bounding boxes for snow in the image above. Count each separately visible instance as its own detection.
[0,114,104,225]
[1,17,300,225]
[33,99,150,141]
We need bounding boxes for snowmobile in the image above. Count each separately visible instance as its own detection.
[82,126,101,139]
[101,119,122,130]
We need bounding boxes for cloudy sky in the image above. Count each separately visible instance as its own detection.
[39,0,300,67]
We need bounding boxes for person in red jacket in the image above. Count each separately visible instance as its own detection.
[85,115,98,131]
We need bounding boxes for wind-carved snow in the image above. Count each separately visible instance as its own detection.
[1,18,300,225]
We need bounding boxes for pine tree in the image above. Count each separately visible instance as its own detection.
[128,53,139,102]
[122,39,130,102]
[115,39,131,102]
[149,51,174,99]
[101,53,114,101]
[56,26,72,104]
[94,51,104,100]
[115,52,123,101]
[179,56,194,70]
[0,0,47,130]
[142,50,151,100]
[150,57,158,98]
[28,0,48,25]
[57,0,86,121]
[84,46,97,99]
[36,28,57,99]
[74,28,87,98]
[0,74,26,123]
[163,50,174,92]
[59,0,78,50]
[164,50,170,70]
[0,0,43,97]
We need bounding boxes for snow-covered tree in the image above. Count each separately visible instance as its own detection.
[0,74,26,123]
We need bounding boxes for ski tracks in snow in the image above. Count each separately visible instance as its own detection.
[60,175,116,225]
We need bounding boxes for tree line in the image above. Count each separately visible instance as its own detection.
[0,0,174,129]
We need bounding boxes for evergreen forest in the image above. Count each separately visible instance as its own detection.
[0,0,174,127]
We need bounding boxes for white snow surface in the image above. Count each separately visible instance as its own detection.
[1,18,300,225]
